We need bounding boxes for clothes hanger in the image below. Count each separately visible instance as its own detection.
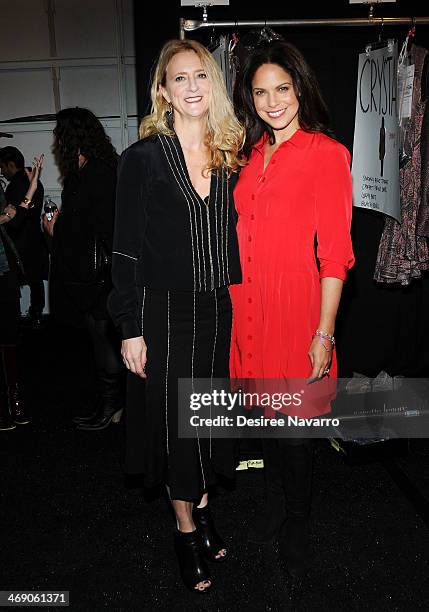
[207,25,221,52]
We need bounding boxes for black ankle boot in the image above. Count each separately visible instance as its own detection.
[174,529,211,592]
[1,345,30,426]
[278,442,314,579]
[9,384,30,425]
[0,391,15,431]
[76,371,124,431]
[72,396,103,425]
[249,439,286,543]
[193,505,227,562]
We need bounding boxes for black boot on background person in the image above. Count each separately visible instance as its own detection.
[0,390,16,431]
[75,370,124,430]
[0,348,15,431]
[278,441,314,579]
[1,344,30,426]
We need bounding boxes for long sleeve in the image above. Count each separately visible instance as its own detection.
[107,146,148,339]
[315,144,355,281]
[5,175,29,232]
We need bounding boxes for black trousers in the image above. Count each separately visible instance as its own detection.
[261,437,314,516]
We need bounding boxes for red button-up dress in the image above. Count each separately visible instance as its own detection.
[229,129,355,416]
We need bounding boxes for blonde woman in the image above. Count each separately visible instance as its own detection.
[108,39,244,592]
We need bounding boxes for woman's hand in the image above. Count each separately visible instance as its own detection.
[23,154,44,200]
[308,335,332,382]
[42,209,59,236]
[121,336,147,378]
[0,205,17,224]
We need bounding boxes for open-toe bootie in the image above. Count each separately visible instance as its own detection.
[174,529,212,592]
[193,505,227,563]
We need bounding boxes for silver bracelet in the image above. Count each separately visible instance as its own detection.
[314,330,335,346]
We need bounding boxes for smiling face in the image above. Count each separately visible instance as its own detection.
[160,49,211,122]
[252,63,300,139]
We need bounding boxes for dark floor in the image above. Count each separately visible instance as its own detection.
[1,319,429,611]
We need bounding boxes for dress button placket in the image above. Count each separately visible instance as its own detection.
[246,190,257,377]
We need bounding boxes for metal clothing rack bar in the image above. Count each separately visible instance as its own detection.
[180,17,429,39]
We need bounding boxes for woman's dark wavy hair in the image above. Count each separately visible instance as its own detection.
[234,41,333,159]
[53,107,118,181]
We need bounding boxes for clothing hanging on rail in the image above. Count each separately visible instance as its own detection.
[416,54,429,237]
[374,44,429,285]
[211,35,234,99]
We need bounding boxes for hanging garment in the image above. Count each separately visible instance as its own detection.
[416,54,429,237]
[374,45,429,285]
[211,35,233,99]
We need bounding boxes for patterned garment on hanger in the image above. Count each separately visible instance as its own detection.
[416,55,429,237]
[374,45,429,285]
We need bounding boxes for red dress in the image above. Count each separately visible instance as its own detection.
[229,129,355,416]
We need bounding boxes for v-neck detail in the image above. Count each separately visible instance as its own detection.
[172,135,214,203]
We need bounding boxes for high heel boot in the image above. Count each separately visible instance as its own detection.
[193,505,227,562]
[0,349,15,431]
[76,370,124,430]
[0,391,15,431]
[278,441,314,579]
[1,345,30,425]
[174,529,211,592]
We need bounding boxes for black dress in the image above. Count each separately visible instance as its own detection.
[108,134,242,501]
[50,158,117,327]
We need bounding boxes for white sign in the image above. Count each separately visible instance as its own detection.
[352,42,400,221]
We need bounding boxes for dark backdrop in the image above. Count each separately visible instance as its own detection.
[133,0,429,377]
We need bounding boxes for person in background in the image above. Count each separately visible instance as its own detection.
[0,146,48,329]
[108,39,244,592]
[0,155,43,430]
[43,108,125,430]
[231,41,354,580]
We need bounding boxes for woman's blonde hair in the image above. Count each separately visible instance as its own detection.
[139,39,245,173]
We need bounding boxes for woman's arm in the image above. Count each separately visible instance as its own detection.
[107,145,148,378]
[309,143,354,380]
[3,154,44,230]
[308,277,343,379]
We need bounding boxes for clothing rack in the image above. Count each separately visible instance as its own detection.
[180,17,429,39]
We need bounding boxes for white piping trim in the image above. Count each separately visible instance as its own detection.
[158,135,197,291]
[165,290,170,455]
[169,138,206,291]
[141,286,146,336]
[225,172,230,285]
[192,291,206,489]
[205,194,215,291]
[112,250,138,261]
[220,168,226,285]
[209,289,218,458]
[213,171,221,287]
